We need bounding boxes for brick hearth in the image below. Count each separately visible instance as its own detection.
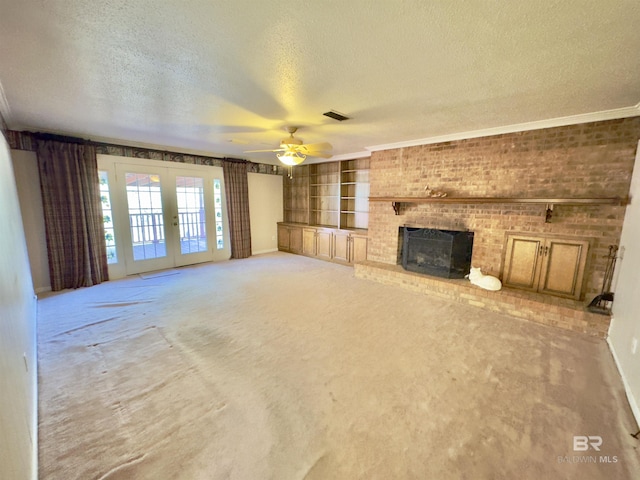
[355,260,611,338]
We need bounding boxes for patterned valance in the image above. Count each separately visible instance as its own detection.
[7,130,283,175]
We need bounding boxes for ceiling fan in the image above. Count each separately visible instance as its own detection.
[245,126,332,165]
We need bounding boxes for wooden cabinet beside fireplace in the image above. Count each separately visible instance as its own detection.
[502,234,589,300]
[280,222,367,265]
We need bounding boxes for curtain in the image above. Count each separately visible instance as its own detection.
[36,139,109,290]
[222,159,252,259]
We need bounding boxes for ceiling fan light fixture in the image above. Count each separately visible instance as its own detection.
[277,150,306,166]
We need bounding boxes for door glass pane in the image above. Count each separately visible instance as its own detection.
[126,173,166,261]
[214,178,224,249]
[176,176,207,254]
[98,171,117,264]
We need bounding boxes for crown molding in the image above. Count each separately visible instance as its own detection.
[366,103,640,152]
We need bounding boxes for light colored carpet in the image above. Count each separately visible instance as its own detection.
[37,252,639,479]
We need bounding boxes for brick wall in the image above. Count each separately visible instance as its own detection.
[368,117,640,299]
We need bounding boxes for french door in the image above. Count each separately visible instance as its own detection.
[98,155,229,277]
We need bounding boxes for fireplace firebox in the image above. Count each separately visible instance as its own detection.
[401,227,474,279]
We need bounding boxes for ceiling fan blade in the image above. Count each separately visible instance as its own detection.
[299,142,332,153]
[244,148,286,153]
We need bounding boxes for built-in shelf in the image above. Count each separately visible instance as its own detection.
[284,159,369,229]
[369,196,630,222]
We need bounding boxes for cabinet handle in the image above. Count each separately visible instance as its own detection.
[544,246,549,256]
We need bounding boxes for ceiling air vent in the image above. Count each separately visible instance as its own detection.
[323,110,350,121]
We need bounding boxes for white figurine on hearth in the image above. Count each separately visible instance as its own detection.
[466,267,502,291]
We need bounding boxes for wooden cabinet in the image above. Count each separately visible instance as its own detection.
[280,158,370,266]
[502,234,589,300]
[302,227,316,256]
[315,229,333,260]
[277,223,303,254]
[350,233,369,264]
[283,223,368,265]
[333,230,351,263]
[334,231,368,264]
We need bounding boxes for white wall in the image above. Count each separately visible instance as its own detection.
[0,135,38,479]
[11,149,50,292]
[609,141,640,425]
[248,172,283,255]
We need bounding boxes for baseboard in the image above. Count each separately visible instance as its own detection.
[31,293,38,480]
[606,333,640,429]
[35,285,51,294]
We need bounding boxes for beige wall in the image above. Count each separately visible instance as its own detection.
[11,149,50,292]
[609,141,640,424]
[248,172,283,255]
[0,135,38,479]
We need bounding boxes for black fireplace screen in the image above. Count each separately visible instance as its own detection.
[402,227,474,279]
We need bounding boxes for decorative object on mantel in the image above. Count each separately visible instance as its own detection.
[424,185,447,198]
[466,267,502,291]
[369,196,629,218]
[587,245,618,315]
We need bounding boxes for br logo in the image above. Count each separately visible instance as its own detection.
[573,436,603,451]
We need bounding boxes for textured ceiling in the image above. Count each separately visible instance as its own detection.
[0,1,639,164]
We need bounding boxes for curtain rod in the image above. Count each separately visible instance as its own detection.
[222,157,248,164]
[34,132,88,144]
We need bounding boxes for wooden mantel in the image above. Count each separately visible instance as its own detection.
[369,196,630,222]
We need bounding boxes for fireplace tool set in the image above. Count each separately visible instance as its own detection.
[587,245,618,315]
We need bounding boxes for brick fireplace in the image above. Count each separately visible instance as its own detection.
[356,117,640,336]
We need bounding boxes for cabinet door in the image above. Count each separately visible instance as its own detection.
[538,238,589,299]
[333,231,350,263]
[302,228,316,256]
[277,224,290,251]
[316,229,333,260]
[288,226,303,254]
[503,235,543,291]
[350,234,368,263]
